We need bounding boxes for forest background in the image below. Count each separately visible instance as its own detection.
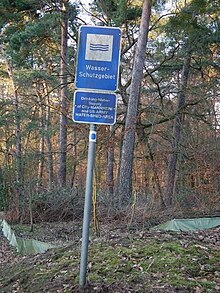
[0,0,219,225]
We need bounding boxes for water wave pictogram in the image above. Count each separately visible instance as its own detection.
[89,43,109,51]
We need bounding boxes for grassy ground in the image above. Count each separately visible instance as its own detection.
[1,220,220,292]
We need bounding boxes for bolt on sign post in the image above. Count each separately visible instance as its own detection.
[73,25,121,288]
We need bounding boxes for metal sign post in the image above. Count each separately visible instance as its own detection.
[74,25,121,288]
[79,124,96,287]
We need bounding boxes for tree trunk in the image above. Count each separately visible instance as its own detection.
[147,141,166,208]
[106,126,114,197]
[58,0,68,188]
[34,80,45,188]
[70,128,77,190]
[43,80,54,190]
[117,0,152,202]
[7,64,23,220]
[166,49,192,207]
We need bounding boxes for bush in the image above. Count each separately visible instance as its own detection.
[31,188,84,223]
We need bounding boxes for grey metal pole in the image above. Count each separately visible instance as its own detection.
[79,124,96,288]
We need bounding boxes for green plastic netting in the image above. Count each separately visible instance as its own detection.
[0,219,56,254]
[2,217,220,254]
[151,217,220,232]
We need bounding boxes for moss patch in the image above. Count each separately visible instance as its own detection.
[1,230,220,292]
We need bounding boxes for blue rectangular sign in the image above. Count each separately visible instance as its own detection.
[73,91,117,125]
[75,26,121,92]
